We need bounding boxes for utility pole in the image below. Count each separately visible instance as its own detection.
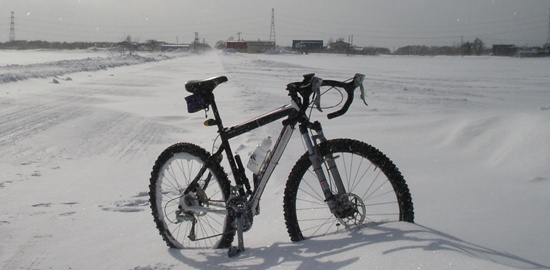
[194,32,199,50]
[461,36,464,57]
[10,11,15,42]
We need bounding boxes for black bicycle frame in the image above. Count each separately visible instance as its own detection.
[201,89,345,216]
[209,95,300,200]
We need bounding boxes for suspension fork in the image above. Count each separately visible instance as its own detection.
[299,122,347,209]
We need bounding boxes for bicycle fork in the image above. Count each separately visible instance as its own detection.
[300,122,348,216]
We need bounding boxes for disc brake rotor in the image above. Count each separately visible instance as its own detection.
[335,193,366,228]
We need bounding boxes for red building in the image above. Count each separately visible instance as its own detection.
[226,41,247,53]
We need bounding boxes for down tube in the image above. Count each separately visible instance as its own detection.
[250,124,294,212]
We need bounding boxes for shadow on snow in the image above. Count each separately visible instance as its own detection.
[167,222,549,270]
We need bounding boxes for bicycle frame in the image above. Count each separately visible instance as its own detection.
[201,95,348,219]
[211,100,300,214]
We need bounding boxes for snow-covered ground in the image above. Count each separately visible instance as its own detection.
[1,50,549,269]
[0,49,110,65]
[0,50,168,83]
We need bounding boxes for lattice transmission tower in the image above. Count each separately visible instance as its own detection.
[269,8,276,45]
[9,11,15,42]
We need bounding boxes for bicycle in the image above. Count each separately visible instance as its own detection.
[148,73,414,257]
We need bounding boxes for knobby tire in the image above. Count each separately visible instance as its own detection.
[283,138,414,242]
[149,142,234,249]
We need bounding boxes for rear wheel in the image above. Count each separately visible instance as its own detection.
[149,143,234,249]
[283,138,414,241]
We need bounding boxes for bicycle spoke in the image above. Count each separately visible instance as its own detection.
[150,145,233,249]
[285,139,413,241]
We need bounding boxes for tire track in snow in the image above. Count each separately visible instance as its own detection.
[0,95,90,151]
[1,80,182,162]
[72,109,179,159]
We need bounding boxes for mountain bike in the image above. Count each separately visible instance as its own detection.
[148,73,414,257]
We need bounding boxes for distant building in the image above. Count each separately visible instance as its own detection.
[246,40,275,53]
[492,45,518,56]
[225,40,275,53]
[292,40,324,52]
[161,44,190,52]
[226,41,247,53]
[517,47,539,58]
[328,40,351,54]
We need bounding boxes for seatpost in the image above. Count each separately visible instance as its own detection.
[206,93,225,131]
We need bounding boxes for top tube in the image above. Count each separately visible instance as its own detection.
[222,102,300,140]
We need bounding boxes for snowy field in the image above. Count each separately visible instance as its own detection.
[1,50,549,269]
[0,49,110,66]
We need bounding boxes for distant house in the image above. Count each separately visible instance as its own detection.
[492,45,518,56]
[328,41,351,54]
[517,47,539,58]
[161,44,190,52]
[292,40,324,53]
[226,41,247,53]
[246,40,275,53]
[226,40,275,54]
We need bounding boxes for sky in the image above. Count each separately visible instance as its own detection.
[1,0,549,49]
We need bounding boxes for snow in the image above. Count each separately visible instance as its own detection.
[0,50,168,83]
[0,49,109,66]
[1,50,549,269]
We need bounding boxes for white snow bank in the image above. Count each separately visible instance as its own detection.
[0,49,110,65]
[0,53,169,83]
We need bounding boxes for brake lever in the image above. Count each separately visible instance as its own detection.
[354,73,367,106]
[311,77,323,112]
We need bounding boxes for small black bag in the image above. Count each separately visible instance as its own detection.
[185,94,208,113]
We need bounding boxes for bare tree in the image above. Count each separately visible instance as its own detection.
[116,35,137,56]
[215,40,226,50]
[473,37,485,55]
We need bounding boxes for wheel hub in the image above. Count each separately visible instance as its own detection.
[173,188,210,223]
[334,193,366,227]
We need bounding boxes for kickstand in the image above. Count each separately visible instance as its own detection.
[228,212,245,257]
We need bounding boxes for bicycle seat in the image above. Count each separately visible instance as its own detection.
[185,76,228,95]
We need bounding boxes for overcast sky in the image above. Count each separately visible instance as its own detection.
[1,0,549,49]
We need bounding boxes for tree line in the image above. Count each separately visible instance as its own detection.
[2,37,527,57]
[394,38,487,56]
[0,40,115,50]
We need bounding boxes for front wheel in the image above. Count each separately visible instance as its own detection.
[149,142,234,249]
[283,139,414,242]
